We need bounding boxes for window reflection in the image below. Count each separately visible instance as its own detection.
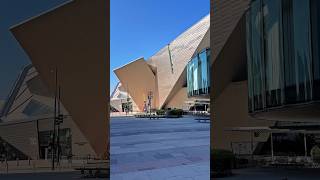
[247,0,317,112]
[187,48,210,97]
[285,0,312,103]
[311,0,320,100]
[263,0,283,107]
[248,0,265,111]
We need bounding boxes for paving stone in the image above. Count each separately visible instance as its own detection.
[110,116,210,179]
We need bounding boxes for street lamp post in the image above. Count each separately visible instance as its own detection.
[52,68,64,170]
[147,91,153,119]
[52,68,58,170]
[56,86,64,165]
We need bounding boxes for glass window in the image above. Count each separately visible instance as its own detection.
[23,99,53,117]
[247,0,319,113]
[187,49,211,97]
[284,0,312,104]
[311,0,320,100]
[207,49,211,93]
[251,0,265,111]
[199,50,209,94]
[39,128,72,159]
[187,62,190,96]
[187,60,194,96]
[193,56,199,94]
[263,0,283,107]
[246,10,254,112]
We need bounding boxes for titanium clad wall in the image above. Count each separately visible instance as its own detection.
[11,0,108,158]
[0,66,96,159]
[110,83,139,112]
[193,29,210,58]
[2,67,41,121]
[163,29,210,108]
[212,15,248,99]
[147,15,210,108]
[211,0,250,62]
[211,81,274,150]
[0,121,39,159]
[114,58,157,111]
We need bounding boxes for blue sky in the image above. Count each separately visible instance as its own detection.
[0,0,68,100]
[0,0,209,99]
[110,0,210,94]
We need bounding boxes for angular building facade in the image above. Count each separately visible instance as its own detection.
[0,0,109,160]
[110,82,139,112]
[212,0,320,157]
[113,15,211,112]
[0,65,96,160]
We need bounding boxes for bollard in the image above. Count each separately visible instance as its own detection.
[5,159,8,174]
[32,160,35,172]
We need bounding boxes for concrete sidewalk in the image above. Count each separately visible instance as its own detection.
[110,116,210,180]
[0,159,105,174]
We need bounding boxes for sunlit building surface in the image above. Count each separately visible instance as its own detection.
[112,15,211,112]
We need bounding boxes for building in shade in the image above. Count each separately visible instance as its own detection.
[0,65,96,160]
[246,0,320,119]
[0,0,108,160]
[0,100,4,114]
[110,82,139,113]
[112,15,211,112]
[212,0,320,159]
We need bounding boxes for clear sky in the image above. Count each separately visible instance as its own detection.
[110,0,210,94]
[0,0,69,100]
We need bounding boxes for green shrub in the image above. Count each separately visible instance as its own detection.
[211,149,234,177]
[167,109,183,117]
[156,109,165,115]
[311,145,320,163]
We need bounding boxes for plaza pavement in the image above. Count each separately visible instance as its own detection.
[0,171,80,179]
[219,167,320,180]
[110,116,210,180]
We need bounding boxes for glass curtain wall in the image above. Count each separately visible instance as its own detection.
[282,0,295,104]
[247,0,316,112]
[263,0,283,107]
[285,0,312,103]
[248,0,265,111]
[193,56,199,95]
[311,0,320,100]
[199,50,210,94]
[246,10,254,112]
[187,57,196,96]
[187,48,210,96]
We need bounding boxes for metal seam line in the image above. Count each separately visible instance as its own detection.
[168,43,174,74]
